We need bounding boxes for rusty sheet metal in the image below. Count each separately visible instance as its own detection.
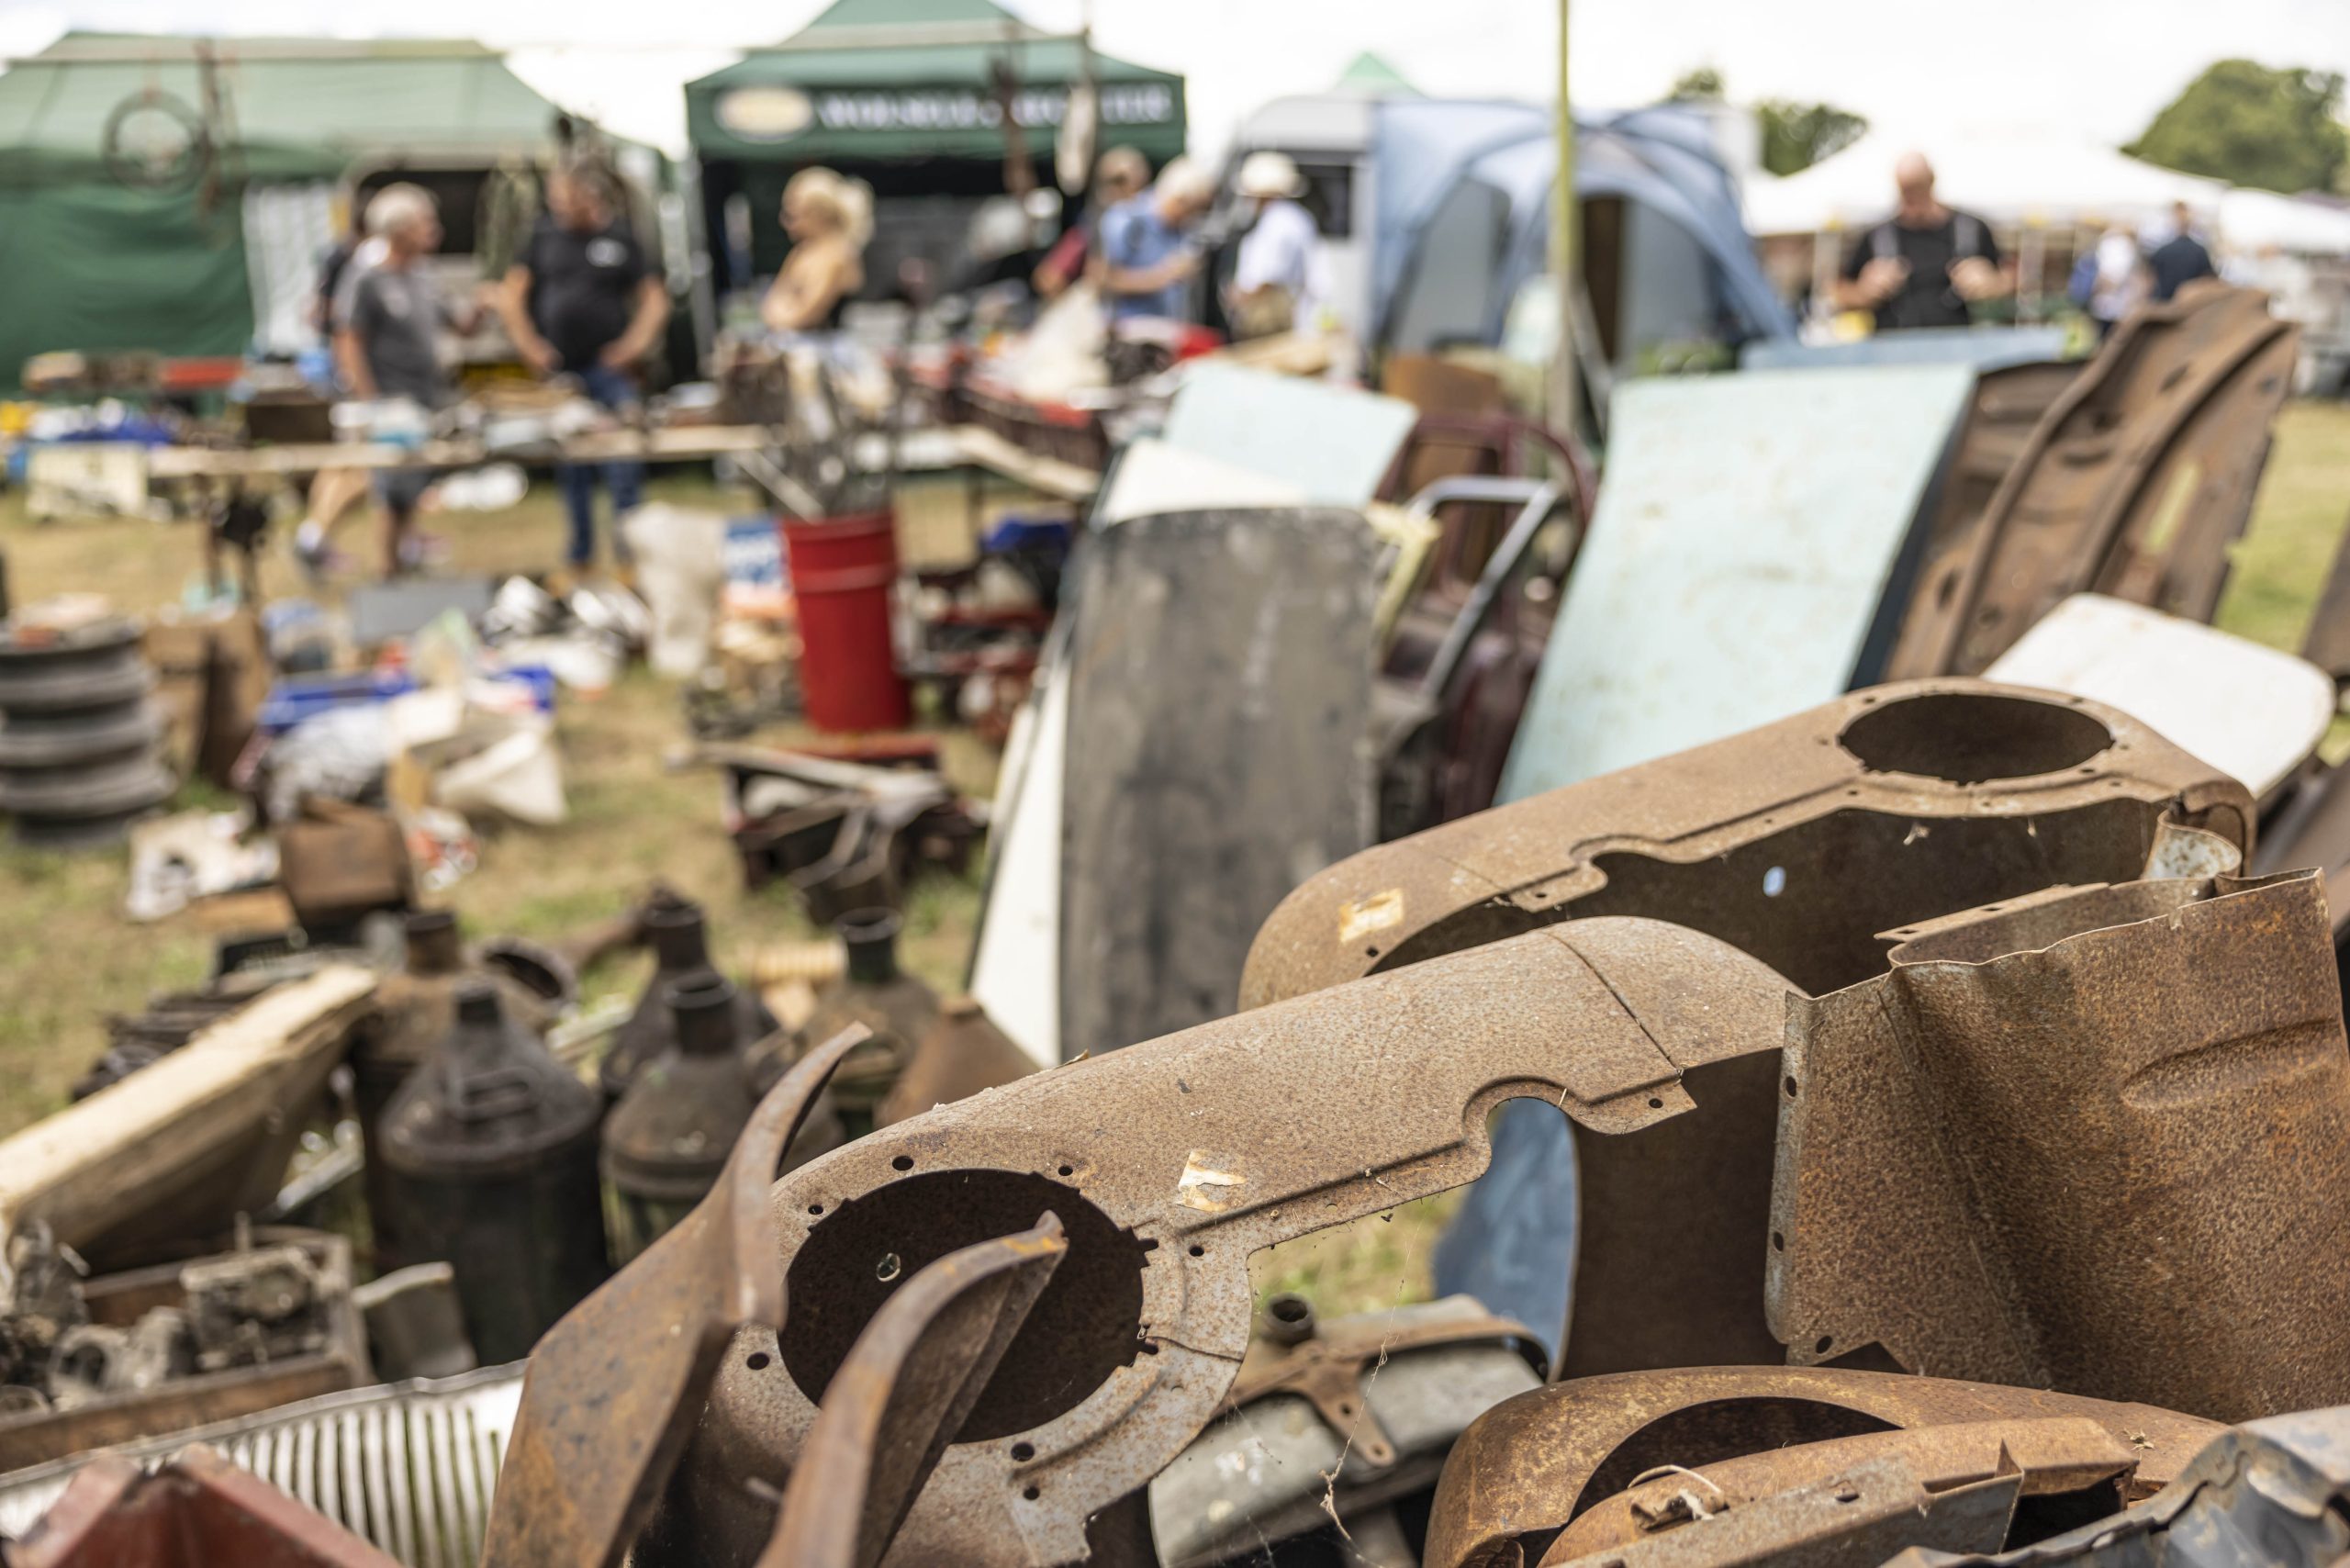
[1886,284,2299,678]
[1890,1405,2350,1568]
[479,1025,866,1568]
[1421,1366,2222,1568]
[1770,870,2350,1422]
[1241,679,2249,1373]
[8,1445,398,1567]
[631,917,1798,1568]
[1542,1416,2139,1563]
[762,1215,1067,1568]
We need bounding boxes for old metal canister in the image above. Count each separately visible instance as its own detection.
[601,971,843,1264]
[599,895,777,1103]
[379,980,608,1363]
[797,909,938,1138]
[876,995,1034,1127]
[357,911,558,1269]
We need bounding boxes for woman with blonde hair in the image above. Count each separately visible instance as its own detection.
[761,167,872,333]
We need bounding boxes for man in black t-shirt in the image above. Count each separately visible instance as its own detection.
[498,161,669,572]
[1834,153,2013,331]
[2147,201,2219,303]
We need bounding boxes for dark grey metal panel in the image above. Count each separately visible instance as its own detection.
[1056,508,1379,1062]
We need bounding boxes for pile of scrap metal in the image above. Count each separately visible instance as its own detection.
[700,741,985,924]
[39,678,2350,1566]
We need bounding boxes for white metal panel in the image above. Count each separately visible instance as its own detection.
[1158,363,1416,510]
[968,666,1069,1070]
[1986,594,2335,798]
[1500,364,1976,801]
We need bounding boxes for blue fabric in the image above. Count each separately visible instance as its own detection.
[560,364,643,566]
[1099,194,1189,321]
[1431,1099,1580,1367]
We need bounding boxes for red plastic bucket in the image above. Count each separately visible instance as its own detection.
[780,511,912,733]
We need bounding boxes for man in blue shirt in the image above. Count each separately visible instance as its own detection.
[1099,157,1215,323]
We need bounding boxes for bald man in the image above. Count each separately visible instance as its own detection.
[1833,153,2011,331]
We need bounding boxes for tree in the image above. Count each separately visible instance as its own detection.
[1663,67,1865,176]
[1755,101,1868,176]
[2126,60,2347,195]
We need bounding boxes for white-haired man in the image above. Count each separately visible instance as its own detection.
[332,183,485,576]
[1226,151,1329,339]
[1831,152,2011,332]
[1099,155,1215,323]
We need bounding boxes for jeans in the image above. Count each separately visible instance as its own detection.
[559,364,644,566]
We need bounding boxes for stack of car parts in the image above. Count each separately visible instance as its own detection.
[23,679,2350,1567]
[0,616,173,847]
[1885,283,2299,678]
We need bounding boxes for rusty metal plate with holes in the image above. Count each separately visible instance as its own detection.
[1769,870,2350,1422]
[480,1026,864,1568]
[1884,284,2298,679]
[630,917,1797,1568]
[1240,679,2251,1374]
[763,1215,1067,1568]
[1542,1415,2140,1563]
[1420,1366,2222,1568]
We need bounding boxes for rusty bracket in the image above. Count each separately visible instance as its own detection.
[480,1025,868,1568]
[1217,1298,1541,1471]
[762,1212,1068,1568]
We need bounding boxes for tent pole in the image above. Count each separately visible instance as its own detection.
[1550,0,1579,440]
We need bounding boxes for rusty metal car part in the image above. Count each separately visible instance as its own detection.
[761,1214,1068,1568]
[706,744,982,926]
[6,1445,399,1567]
[1886,1405,2350,1568]
[478,1025,865,1568]
[628,917,1796,1568]
[1149,1294,1546,1568]
[1545,1450,2029,1568]
[1242,679,2250,1373]
[1541,1416,2144,1564]
[1421,1365,2223,1568]
[1770,869,2350,1422]
[1884,285,2298,678]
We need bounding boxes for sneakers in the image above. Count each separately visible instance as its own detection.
[292,521,349,582]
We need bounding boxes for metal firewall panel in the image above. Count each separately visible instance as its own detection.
[1055,508,1380,1062]
[1498,364,1975,800]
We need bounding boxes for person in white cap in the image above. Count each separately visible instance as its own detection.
[1226,151,1329,339]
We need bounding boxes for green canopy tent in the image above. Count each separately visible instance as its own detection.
[0,34,607,391]
[685,0,1184,299]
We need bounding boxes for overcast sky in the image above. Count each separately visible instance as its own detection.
[3,0,2345,161]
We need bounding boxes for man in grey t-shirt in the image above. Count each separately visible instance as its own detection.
[332,184,482,576]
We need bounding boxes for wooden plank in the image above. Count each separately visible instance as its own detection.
[949,425,1101,501]
[0,966,377,1253]
[144,425,783,480]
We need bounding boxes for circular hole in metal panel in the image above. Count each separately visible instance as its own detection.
[1838,693,2110,784]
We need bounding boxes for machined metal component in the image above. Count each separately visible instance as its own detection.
[1243,680,2250,1372]
[1421,1366,2224,1568]
[1884,284,2298,678]
[0,616,172,848]
[480,1026,864,1568]
[763,1214,1068,1568]
[1771,870,2350,1421]
[600,893,780,1104]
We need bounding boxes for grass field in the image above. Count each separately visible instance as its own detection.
[2,398,2344,1319]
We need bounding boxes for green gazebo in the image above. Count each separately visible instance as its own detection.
[685,0,1185,295]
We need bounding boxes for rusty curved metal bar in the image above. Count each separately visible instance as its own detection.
[761,1213,1068,1568]
[1421,1366,2224,1568]
[630,917,1796,1567]
[481,1025,868,1568]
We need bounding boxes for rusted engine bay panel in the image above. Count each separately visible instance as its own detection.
[463,678,2350,1567]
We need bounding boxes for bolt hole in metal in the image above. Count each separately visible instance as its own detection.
[782,1170,1149,1442]
[1189,1244,1204,1257]
[891,1154,913,1171]
[1058,1164,1074,1177]
[1785,1076,1799,1098]
[1837,692,2112,783]
[1815,1336,1834,1354]
[1023,1485,1041,1501]
[746,1351,770,1371]
[1772,1231,1785,1252]
[1835,1485,1861,1504]
[1647,1098,1664,1110]
[1010,1441,1035,1462]
[1270,1295,1310,1325]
